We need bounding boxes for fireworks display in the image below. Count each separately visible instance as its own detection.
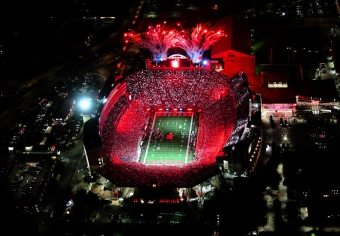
[126,23,226,64]
[175,24,226,63]
[126,24,177,62]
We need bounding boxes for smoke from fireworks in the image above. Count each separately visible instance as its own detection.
[126,24,177,62]
[176,24,226,63]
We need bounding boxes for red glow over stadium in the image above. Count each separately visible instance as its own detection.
[98,69,249,187]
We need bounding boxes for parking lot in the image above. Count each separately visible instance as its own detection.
[0,75,103,213]
[10,157,56,205]
[2,75,102,151]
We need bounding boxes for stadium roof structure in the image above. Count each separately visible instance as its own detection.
[97,69,249,187]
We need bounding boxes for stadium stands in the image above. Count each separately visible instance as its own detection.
[99,82,127,135]
[225,72,250,146]
[97,160,220,187]
[98,69,249,187]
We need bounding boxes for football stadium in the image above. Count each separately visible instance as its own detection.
[97,68,249,187]
[95,23,249,187]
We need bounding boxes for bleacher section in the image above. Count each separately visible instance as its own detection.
[99,82,127,135]
[225,72,250,147]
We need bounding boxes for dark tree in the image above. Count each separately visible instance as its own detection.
[285,201,298,219]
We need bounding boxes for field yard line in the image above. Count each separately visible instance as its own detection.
[143,112,157,164]
[185,113,194,164]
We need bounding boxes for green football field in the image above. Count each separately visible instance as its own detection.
[142,112,194,165]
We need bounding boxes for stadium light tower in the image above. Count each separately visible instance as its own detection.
[80,99,90,109]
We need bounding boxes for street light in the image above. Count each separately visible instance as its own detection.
[79,99,91,110]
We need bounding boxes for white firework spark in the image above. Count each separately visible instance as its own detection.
[127,24,177,62]
[175,24,226,63]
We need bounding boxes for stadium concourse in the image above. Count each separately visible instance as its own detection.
[97,69,249,187]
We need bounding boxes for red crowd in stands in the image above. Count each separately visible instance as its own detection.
[97,160,220,187]
[98,69,249,186]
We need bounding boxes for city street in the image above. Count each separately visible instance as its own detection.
[259,111,340,234]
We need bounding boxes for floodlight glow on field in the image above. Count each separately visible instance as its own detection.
[80,99,90,109]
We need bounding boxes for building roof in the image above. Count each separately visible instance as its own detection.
[260,64,303,82]
[217,50,255,79]
[83,118,102,149]
[261,87,296,104]
[212,49,253,61]
[262,72,292,83]
[296,79,338,100]
[211,16,251,57]
[85,147,101,170]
